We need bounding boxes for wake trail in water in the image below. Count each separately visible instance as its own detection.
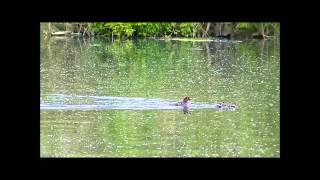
[40,94,233,111]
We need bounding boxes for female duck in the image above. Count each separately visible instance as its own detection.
[175,96,191,107]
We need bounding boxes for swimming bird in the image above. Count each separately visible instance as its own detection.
[175,96,191,107]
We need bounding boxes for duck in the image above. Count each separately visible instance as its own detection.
[217,102,237,110]
[228,103,236,108]
[175,96,191,106]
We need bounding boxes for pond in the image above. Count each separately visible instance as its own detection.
[40,35,280,157]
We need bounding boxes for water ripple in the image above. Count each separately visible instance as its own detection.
[40,94,232,111]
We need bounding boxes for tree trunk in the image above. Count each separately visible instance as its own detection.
[204,22,211,38]
[193,23,200,38]
[253,23,266,39]
[259,23,265,38]
[79,23,82,33]
[200,23,207,38]
[48,23,52,35]
[51,31,72,36]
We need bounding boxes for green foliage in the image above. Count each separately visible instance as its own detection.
[90,23,135,38]
[90,23,109,35]
[179,23,193,37]
[235,22,280,36]
[104,23,135,38]
[90,22,195,38]
[264,23,280,35]
[235,23,256,31]
[160,22,174,36]
[89,22,279,38]
[132,23,162,37]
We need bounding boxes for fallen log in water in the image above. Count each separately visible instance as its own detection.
[51,31,72,36]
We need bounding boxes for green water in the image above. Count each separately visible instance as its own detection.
[40,35,280,157]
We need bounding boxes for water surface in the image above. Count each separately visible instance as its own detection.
[40,35,280,157]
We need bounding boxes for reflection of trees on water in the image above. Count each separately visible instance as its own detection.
[207,42,236,79]
[41,37,280,157]
[42,37,98,94]
[201,39,279,80]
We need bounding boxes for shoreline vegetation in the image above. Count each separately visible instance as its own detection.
[41,22,279,40]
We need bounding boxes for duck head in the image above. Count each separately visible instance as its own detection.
[183,96,191,103]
